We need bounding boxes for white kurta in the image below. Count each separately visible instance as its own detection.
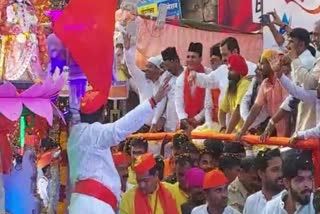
[124,45,154,125]
[243,190,280,214]
[240,77,269,129]
[175,66,210,121]
[280,50,316,132]
[151,72,169,125]
[279,74,320,139]
[194,60,257,106]
[191,204,241,214]
[67,101,154,214]
[152,72,179,131]
[262,190,314,214]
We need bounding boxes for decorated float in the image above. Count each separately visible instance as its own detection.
[0,0,80,213]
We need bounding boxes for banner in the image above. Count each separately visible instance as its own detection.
[137,0,181,19]
[218,0,261,32]
[260,0,320,49]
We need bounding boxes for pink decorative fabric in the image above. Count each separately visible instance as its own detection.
[184,167,206,188]
[135,18,263,69]
[0,75,64,125]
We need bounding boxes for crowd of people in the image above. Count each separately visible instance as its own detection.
[66,17,320,214]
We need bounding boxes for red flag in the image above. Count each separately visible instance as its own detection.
[218,0,260,32]
[53,0,117,94]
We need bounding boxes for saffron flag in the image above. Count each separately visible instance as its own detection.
[53,0,117,95]
[218,0,261,32]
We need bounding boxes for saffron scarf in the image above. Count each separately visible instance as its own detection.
[210,89,220,122]
[183,65,206,118]
[134,182,180,214]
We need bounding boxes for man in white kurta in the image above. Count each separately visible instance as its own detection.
[189,37,257,107]
[68,85,168,213]
[150,47,185,132]
[276,73,320,140]
[123,35,154,126]
[175,42,210,131]
[264,29,317,138]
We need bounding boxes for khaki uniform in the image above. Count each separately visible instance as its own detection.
[228,177,249,212]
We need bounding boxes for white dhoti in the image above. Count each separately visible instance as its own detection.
[69,193,115,214]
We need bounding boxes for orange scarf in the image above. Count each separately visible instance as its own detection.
[210,89,220,122]
[183,65,205,118]
[134,182,180,214]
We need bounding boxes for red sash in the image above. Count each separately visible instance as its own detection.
[183,65,205,118]
[134,182,180,214]
[74,179,117,210]
[211,89,220,122]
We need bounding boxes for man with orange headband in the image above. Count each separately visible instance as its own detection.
[119,153,180,214]
[191,169,240,214]
[67,79,169,214]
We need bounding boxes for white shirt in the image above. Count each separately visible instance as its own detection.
[240,77,269,129]
[262,190,315,214]
[279,75,320,139]
[191,204,241,214]
[280,49,317,131]
[124,45,154,125]
[151,72,168,125]
[175,66,211,121]
[194,60,257,105]
[162,73,180,131]
[150,72,179,131]
[37,176,49,208]
[68,100,154,202]
[243,190,280,214]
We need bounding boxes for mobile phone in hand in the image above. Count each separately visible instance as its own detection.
[260,14,271,25]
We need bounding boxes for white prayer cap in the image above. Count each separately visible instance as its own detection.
[147,55,163,69]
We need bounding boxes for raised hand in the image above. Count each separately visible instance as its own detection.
[270,9,283,27]
[123,33,131,50]
[153,76,171,104]
[188,71,197,85]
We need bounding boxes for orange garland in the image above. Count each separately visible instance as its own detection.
[33,0,51,24]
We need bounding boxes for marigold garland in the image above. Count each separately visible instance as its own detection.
[33,0,51,24]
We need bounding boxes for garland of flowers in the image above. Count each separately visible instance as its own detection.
[33,0,51,24]
[54,97,69,214]
[47,115,60,213]
[48,162,59,214]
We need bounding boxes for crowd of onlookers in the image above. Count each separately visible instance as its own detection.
[109,13,320,213]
